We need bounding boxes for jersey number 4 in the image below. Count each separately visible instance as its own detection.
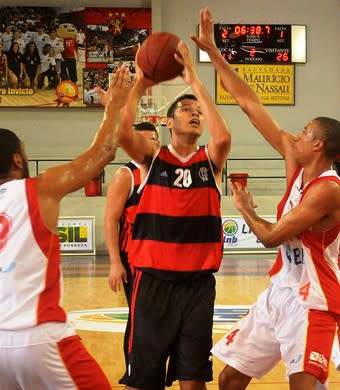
[225,329,240,345]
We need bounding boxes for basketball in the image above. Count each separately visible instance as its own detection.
[137,32,184,82]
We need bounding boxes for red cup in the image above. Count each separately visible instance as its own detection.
[229,172,248,188]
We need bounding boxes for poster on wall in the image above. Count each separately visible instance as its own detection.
[0,6,151,108]
[216,64,295,105]
[222,215,277,250]
[57,216,95,255]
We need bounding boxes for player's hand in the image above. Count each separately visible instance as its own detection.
[134,48,156,89]
[175,40,198,86]
[94,66,131,108]
[108,262,128,293]
[229,181,258,212]
[190,7,217,52]
[106,64,132,109]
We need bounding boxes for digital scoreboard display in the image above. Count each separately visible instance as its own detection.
[199,24,306,64]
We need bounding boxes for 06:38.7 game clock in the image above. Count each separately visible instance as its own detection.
[199,23,306,64]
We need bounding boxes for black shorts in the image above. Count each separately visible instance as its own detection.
[119,270,216,389]
[120,251,133,304]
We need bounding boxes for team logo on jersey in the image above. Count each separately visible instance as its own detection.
[309,351,328,370]
[199,167,209,182]
[67,305,250,333]
[222,219,238,236]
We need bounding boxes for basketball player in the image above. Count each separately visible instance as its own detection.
[104,121,159,301]
[192,7,340,390]
[117,40,231,389]
[0,65,131,390]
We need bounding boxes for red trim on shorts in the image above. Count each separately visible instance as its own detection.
[128,270,142,354]
[58,335,111,389]
[303,310,338,384]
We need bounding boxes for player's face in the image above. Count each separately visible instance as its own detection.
[171,99,204,137]
[141,130,159,146]
[294,120,324,164]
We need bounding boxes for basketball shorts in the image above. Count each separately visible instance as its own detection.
[119,270,216,389]
[212,283,338,384]
[0,322,111,390]
[120,250,133,304]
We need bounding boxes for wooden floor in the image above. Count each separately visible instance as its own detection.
[62,254,340,389]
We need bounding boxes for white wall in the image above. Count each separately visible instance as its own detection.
[0,0,338,160]
[1,0,339,252]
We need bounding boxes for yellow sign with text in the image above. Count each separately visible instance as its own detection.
[216,64,295,105]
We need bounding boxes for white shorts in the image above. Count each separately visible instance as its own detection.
[212,283,337,384]
[0,322,111,390]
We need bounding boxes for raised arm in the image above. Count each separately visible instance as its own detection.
[191,7,298,179]
[175,40,231,177]
[118,62,159,165]
[37,65,131,232]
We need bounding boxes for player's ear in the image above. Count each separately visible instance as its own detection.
[166,117,174,129]
[12,152,24,169]
[313,138,325,152]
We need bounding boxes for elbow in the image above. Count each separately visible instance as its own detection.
[261,237,280,248]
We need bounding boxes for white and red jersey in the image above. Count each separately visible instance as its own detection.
[0,178,66,330]
[298,171,340,313]
[269,168,340,311]
[269,168,306,291]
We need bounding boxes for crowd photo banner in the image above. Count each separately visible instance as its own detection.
[0,6,151,108]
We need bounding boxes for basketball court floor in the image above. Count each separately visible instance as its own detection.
[62,253,340,389]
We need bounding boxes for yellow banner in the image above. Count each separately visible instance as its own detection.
[216,64,295,105]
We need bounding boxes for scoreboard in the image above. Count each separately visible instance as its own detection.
[199,23,306,64]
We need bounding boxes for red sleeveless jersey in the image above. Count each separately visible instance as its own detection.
[119,161,142,253]
[129,145,223,276]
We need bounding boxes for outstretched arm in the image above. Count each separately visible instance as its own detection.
[38,65,131,232]
[191,7,298,180]
[118,59,159,165]
[175,40,231,178]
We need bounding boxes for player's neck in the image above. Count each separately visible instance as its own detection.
[302,160,333,185]
[169,142,199,158]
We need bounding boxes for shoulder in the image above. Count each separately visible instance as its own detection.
[303,178,340,208]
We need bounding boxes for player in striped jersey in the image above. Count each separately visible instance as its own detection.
[117,41,231,389]
[104,121,159,302]
[193,7,340,390]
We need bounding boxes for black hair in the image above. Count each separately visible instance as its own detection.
[0,129,21,177]
[166,94,197,118]
[314,117,340,160]
[134,121,157,131]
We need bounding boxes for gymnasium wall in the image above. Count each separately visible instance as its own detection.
[1,0,339,253]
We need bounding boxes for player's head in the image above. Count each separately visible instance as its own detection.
[296,117,340,165]
[166,94,203,138]
[312,117,340,161]
[0,129,29,179]
[134,121,159,144]
[166,94,198,118]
